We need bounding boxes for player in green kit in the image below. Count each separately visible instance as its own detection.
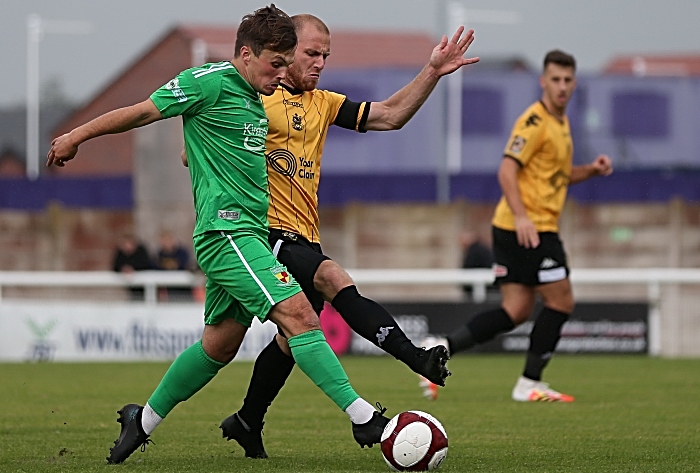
[46,4,389,465]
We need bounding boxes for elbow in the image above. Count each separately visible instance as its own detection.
[383,116,404,131]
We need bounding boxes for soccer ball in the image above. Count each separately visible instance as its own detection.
[380,410,448,471]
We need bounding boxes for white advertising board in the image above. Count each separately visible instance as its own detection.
[0,301,278,362]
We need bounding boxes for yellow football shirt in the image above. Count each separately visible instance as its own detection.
[262,84,369,243]
[492,101,573,233]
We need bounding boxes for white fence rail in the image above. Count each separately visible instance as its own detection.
[1,269,699,357]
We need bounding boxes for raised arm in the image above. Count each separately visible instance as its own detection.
[364,27,479,131]
[47,99,162,167]
[570,154,613,184]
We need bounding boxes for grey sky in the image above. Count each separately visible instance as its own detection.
[2,0,700,108]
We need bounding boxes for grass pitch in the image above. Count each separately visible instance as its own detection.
[1,355,699,472]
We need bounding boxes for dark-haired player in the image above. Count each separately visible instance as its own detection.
[48,5,390,464]
[422,50,612,402]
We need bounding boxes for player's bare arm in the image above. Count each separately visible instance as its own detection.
[181,148,188,167]
[570,154,613,184]
[498,157,540,249]
[47,99,162,167]
[364,27,479,131]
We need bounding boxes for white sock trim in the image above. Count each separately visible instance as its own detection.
[344,398,374,425]
[141,403,163,435]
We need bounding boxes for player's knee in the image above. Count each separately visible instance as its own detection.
[314,260,353,299]
[505,307,531,325]
[542,293,574,314]
[274,293,321,336]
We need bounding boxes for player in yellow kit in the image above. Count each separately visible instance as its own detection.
[421,50,612,402]
[218,14,479,458]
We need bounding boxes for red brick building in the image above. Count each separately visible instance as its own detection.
[53,25,435,176]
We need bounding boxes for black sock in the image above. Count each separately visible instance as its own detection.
[523,307,569,381]
[237,336,295,431]
[331,285,419,366]
[449,308,515,354]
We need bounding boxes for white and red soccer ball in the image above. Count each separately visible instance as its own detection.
[380,410,448,471]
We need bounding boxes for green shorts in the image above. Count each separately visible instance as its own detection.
[194,230,302,327]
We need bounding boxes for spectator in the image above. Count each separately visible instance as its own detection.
[112,233,152,300]
[155,231,190,271]
[459,231,496,301]
[155,231,193,301]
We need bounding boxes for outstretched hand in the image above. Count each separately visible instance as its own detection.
[429,26,479,77]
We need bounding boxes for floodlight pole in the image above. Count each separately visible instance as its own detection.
[445,1,466,177]
[26,14,41,181]
[25,14,92,181]
[437,2,520,202]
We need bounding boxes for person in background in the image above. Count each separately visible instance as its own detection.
[422,49,613,403]
[155,231,190,271]
[112,233,152,300]
[459,230,494,301]
[155,230,193,301]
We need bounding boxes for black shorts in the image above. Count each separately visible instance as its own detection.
[269,228,330,315]
[492,226,570,287]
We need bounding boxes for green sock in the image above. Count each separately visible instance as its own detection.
[147,340,227,418]
[288,330,360,410]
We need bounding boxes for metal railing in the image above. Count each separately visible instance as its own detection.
[2,268,700,356]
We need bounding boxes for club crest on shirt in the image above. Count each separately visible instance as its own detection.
[292,113,303,131]
[270,264,293,286]
[509,135,526,154]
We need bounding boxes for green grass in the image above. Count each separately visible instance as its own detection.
[1,355,699,472]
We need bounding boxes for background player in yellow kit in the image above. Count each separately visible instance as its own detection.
[422,50,613,403]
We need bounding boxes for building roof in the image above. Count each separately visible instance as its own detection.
[56,24,435,136]
[177,25,436,68]
[49,24,437,176]
[603,54,700,76]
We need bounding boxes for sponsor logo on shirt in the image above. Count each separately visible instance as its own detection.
[267,149,297,177]
[549,170,570,191]
[165,78,187,103]
[283,99,303,108]
[266,148,315,180]
[218,210,240,220]
[243,119,268,152]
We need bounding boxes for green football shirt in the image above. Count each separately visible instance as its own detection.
[150,61,270,238]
